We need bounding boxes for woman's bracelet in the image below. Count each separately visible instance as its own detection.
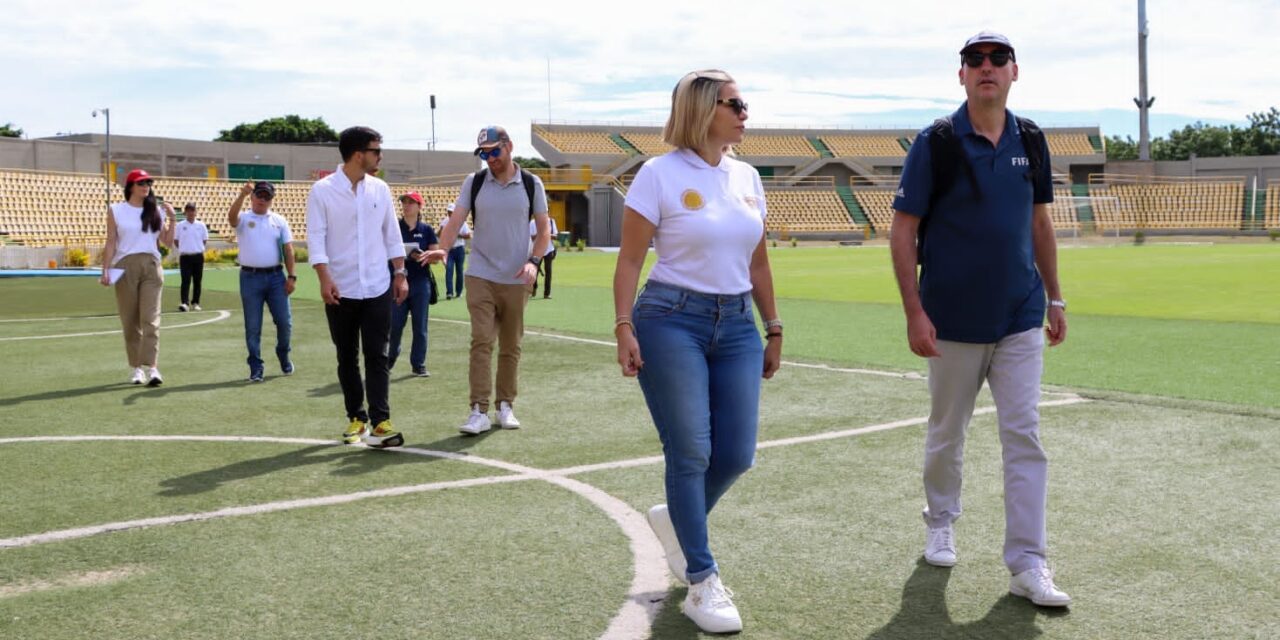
[614,318,634,334]
[765,332,783,340]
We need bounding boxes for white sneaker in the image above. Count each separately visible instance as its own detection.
[192,304,201,311]
[458,404,491,435]
[924,524,957,567]
[646,505,688,584]
[496,401,521,429]
[178,303,189,312]
[682,573,743,634]
[130,367,146,385]
[1010,567,1072,607]
[146,367,163,387]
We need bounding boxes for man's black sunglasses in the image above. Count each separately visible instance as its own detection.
[361,147,383,157]
[962,51,1013,68]
[717,98,748,115]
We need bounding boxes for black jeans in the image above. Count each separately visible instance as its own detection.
[179,253,204,305]
[533,248,556,297]
[324,288,393,424]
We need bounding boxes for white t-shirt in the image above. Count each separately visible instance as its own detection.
[175,219,209,255]
[235,210,293,268]
[624,149,766,294]
[110,202,162,263]
[529,217,558,256]
[441,217,470,249]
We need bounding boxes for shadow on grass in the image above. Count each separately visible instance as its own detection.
[648,585,701,640]
[0,382,129,408]
[866,558,1068,640]
[157,428,500,496]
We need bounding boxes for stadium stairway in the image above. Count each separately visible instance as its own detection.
[1089,134,1104,154]
[807,137,834,158]
[898,137,913,152]
[1071,183,1095,227]
[835,185,870,228]
[610,134,640,155]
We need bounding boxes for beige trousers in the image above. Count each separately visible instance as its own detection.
[114,252,164,368]
[464,275,529,411]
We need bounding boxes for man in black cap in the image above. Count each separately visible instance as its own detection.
[229,181,297,383]
[889,30,1071,607]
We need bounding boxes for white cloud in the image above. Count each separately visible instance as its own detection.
[3,0,1276,156]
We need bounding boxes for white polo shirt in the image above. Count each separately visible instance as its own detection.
[441,217,470,249]
[529,217,558,256]
[624,149,766,294]
[235,210,292,268]
[306,165,405,300]
[175,219,209,255]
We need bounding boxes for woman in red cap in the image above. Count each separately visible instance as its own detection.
[391,191,440,376]
[99,169,176,385]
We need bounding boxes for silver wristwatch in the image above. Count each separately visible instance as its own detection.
[393,267,409,278]
[1049,299,1067,311]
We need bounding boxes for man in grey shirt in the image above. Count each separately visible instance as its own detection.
[428,125,551,434]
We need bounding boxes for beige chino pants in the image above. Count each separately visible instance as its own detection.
[114,252,164,368]
[464,275,529,411]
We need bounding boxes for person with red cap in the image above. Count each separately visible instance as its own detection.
[99,169,177,386]
[390,191,440,377]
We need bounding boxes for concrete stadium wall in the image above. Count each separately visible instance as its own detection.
[1106,156,1280,184]
[4,135,478,183]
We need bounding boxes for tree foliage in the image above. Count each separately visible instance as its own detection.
[0,123,22,138]
[1106,107,1280,160]
[215,115,337,144]
[514,156,550,169]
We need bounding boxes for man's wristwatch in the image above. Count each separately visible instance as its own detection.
[528,256,542,268]
[1049,299,1067,311]
[393,268,409,278]
[287,275,297,281]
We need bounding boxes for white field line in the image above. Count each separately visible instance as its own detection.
[0,310,231,342]
[0,313,121,323]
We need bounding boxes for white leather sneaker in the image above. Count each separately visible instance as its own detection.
[458,405,491,435]
[682,573,742,634]
[1010,566,1072,607]
[146,367,163,387]
[924,524,957,567]
[646,505,688,584]
[496,401,521,429]
[130,367,146,385]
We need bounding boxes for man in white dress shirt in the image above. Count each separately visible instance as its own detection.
[306,126,409,449]
[174,202,208,312]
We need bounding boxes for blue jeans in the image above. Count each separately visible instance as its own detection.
[240,269,292,374]
[634,279,763,583]
[390,275,430,369]
[446,246,466,297]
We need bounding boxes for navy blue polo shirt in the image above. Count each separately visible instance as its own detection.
[398,219,439,282]
[892,103,1054,344]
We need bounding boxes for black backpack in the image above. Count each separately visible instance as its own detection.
[468,168,537,223]
[917,114,1047,261]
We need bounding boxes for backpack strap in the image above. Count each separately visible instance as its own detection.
[470,168,538,222]
[1015,116,1050,200]
[468,168,487,223]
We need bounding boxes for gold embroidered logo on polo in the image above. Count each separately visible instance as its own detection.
[681,189,705,210]
[247,221,256,229]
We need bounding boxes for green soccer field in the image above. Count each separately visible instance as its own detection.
[0,243,1276,639]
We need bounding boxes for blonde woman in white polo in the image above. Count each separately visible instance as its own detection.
[612,69,781,634]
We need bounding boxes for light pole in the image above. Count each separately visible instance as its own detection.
[92,108,111,210]
[429,95,437,150]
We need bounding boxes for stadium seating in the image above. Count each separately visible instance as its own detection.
[850,189,895,234]
[763,189,861,234]
[533,127,625,155]
[819,135,906,158]
[0,169,470,248]
[1089,177,1245,229]
[619,132,673,156]
[735,135,820,158]
[1045,133,1097,156]
[1050,187,1081,231]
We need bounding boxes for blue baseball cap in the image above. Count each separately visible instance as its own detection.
[474,126,511,154]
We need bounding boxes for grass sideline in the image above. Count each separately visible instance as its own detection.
[1,243,1277,639]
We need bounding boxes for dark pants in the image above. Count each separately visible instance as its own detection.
[446,245,466,297]
[532,248,556,298]
[390,275,430,369]
[324,288,393,424]
[179,253,204,305]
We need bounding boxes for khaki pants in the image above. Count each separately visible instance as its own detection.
[465,275,528,411]
[114,252,164,368]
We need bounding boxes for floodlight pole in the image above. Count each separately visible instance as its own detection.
[93,108,111,209]
[429,95,437,151]
[1134,0,1155,161]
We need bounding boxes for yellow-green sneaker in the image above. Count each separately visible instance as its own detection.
[342,418,369,445]
[364,420,404,449]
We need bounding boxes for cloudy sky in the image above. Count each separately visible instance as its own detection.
[4,0,1277,158]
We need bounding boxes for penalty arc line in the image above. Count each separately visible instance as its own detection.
[0,310,232,341]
